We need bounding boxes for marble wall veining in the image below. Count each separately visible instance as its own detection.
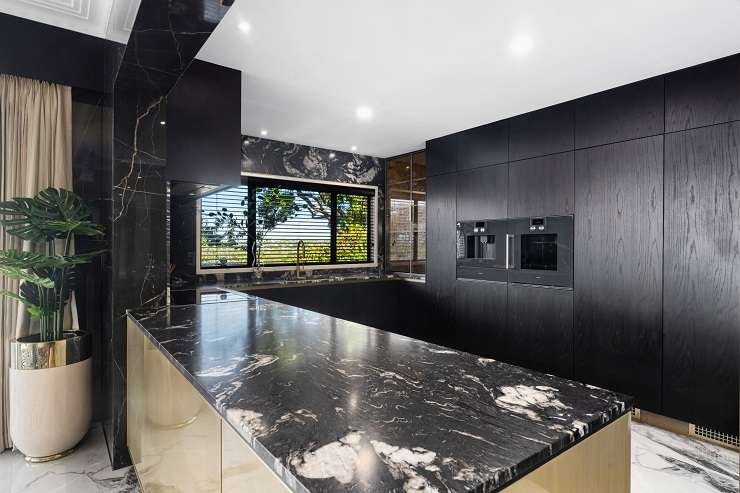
[103,0,233,469]
[169,136,386,288]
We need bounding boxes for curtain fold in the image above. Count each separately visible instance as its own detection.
[0,74,73,450]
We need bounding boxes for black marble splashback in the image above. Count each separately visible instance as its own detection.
[104,0,233,468]
[169,136,385,289]
[129,296,632,493]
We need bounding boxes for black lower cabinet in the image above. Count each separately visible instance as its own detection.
[663,123,740,434]
[574,136,663,412]
[454,279,507,358]
[507,284,573,379]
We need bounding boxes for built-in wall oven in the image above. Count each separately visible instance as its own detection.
[456,215,573,288]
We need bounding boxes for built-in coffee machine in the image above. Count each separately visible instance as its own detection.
[456,215,574,288]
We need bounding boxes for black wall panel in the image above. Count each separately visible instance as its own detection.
[509,102,574,161]
[508,152,574,218]
[0,13,111,92]
[663,123,740,434]
[665,55,740,132]
[575,76,664,148]
[454,279,507,357]
[507,284,573,379]
[167,60,242,186]
[574,136,663,411]
[457,121,508,170]
[426,174,457,340]
[426,134,458,176]
[456,164,508,220]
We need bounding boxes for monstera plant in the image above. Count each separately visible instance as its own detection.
[0,187,104,342]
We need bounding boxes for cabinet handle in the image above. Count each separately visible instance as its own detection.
[506,234,514,269]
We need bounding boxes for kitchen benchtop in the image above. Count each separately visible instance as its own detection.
[128,295,631,493]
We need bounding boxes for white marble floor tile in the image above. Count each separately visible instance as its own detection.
[0,423,140,493]
[632,421,739,493]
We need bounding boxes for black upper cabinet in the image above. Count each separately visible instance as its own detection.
[666,54,740,132]
[426,134,458,176]
[575,76,664,148]
[426,174,457,340]
[507,284,573,379]
[457,121,508,170]
[574,136,663,412]
[167,60,242,186]
[454,279,507,358]
[663,123,739,435]
[456,164,508,220]
[509,102,574,161]
[508,152,574,218]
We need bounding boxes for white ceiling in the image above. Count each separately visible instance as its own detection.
[0,0,140,43]
[197,0,740,158]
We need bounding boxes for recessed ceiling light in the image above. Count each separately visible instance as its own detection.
[159,121,166,125]
[351,146,357,152]
[355,105,374,121]
[260,130,268,136]
[238,21,251,33]
[329,153,336,158]
[509,35,533,56]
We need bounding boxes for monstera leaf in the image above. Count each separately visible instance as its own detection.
[0,188,106,340]
[0,188,104,241]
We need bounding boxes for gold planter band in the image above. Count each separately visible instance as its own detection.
[10,331,91,370]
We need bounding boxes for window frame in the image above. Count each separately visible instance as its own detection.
[195,172,378,274]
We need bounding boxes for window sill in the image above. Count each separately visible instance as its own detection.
[196,262,378,275]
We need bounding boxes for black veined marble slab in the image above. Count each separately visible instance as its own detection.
[129,294,631,492]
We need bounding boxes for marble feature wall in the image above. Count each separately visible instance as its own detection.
[104,0,233,469]
[71,88,109,423]
[170,136,386,288]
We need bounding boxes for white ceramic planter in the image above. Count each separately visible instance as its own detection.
[9,331,92,462]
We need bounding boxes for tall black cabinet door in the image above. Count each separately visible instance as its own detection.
[506,285,573,379]
[664,123,740,434]
[456,164,508,220]
[426,174,457,342]
[454,279,507,358]
[508,151,574,218]
[426,134,458,176]
[574,136,663,412]
[509,102,574,161]
[457,121,508,171]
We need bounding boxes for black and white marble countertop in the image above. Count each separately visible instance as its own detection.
[128,295,632,493]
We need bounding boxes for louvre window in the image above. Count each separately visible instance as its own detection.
[199,177,375,270]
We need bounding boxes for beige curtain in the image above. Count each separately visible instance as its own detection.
[0,74,73,450]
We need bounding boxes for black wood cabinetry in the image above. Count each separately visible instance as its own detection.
[167,60,242,186]
[457,121,508,170]
[454,279,507,357]
[665,55,740,132]
[663,123,740,434]
[426,174,457,338]
[574,136,663,412]
[509,102,574,161]
[456,164,508,220]
[426,134,458,176]
[508,152,574,218]
[575,76,664,148]
[507,285,573,379]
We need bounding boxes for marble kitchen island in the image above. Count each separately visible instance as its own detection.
[127,294,632,493]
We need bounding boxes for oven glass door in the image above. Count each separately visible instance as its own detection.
[520,233,558,271]
[509,216,573,287]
